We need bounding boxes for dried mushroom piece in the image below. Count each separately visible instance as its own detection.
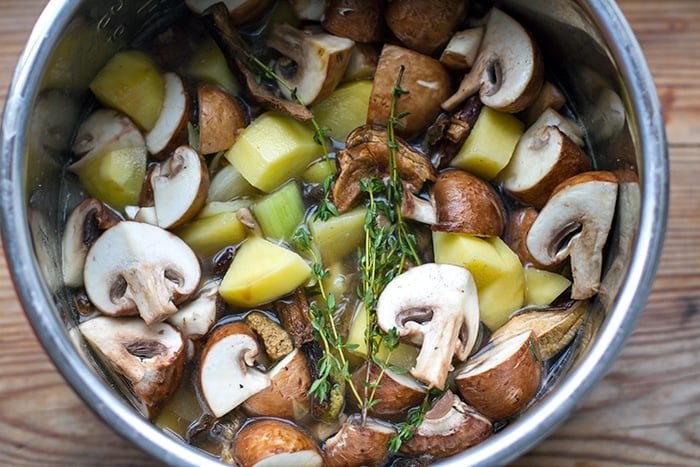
[202,4,314,121]
[275,288,315,347]
[245,311,294,360]
[400,391,492,459]
[376,263,480,389]
[332,125,436,213]
[324,415,396,467]
[83,221,201,324]
[233,419,323,467]
[443,8,544,113]
[79,316,185,418]
[527,171,618,299]
[199,322,271,418]
[62,198,119,288]
[492,300,588,360]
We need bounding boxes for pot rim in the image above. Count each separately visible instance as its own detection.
[0,1,668,466]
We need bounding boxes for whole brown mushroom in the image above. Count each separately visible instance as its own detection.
[385,0,467,55]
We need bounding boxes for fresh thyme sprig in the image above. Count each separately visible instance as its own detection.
[388,393,432,453]
[291,227,362,409]
[314,173,340,222]
[356,66,423,424]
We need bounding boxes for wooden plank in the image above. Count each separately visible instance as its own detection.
[0,0,698,466]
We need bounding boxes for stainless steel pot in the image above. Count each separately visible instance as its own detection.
[0,1,668,465]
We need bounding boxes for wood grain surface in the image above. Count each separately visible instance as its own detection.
[1,1,698,465]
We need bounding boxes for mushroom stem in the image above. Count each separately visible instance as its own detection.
[121,267,179,325]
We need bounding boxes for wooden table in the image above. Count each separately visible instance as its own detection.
[1,1,698,465]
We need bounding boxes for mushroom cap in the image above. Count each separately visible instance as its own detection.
[332,124,436,212]
[401,391,492,458]
[199,322,271,418]
[232,419,323,467]
[349,362,426,420]
[322,0,385,43]
[62,198,119,288]
[432,170,506,237]
[324,415,396,467]
[151,145,209,229]
[79,316,185,418]
[198,84,247,155]
[504,207,557,271]
[385,0,467,55]
[442,8,544,113]
[268,24,355,105]
[242,348,311,421]
[376,263,481,389]
[526,171,618,299]
[83,221,201,324]
[455,330,542,420]
[499,108,589,208]
[145,72,191,159]
[367,44,452,139]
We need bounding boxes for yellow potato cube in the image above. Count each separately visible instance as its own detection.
[225,112,325,192]
[524,267,572,306]
[450,106,524,180]
[433,232,525,330]
[310,207,367,264]
[312,80,373,142]
[175,211,247,257]
[220,237,311,308]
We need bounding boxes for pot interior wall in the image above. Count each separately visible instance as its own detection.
[20,0,641,460]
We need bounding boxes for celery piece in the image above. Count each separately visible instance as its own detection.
[90,51,164,131]
[309,207,366,264]
[175,211,247,257]
[302,158,337,184]
[220,237,311,308]
[208,164,257,202]
[226,112,325,192]
[253,182,306,241]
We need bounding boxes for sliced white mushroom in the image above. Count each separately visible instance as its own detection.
[376,263,481,389]
[167,280,222,339]
[62,198,119,288]
[79,316,185,418]
[520,81,567,126]
[400,391,492,458]
[83,221,201,324]
[199,322,271,418]
[498,110,590,209]
[324,415,396,467]
[443,8,544,113]
[150,145,209,229]
[242,348,311,421]
[267,23,354,105]
[71,109,145,161]
[440,27,484,70]
[532,107,585,147]
[124,205,158,225]
[526,171,618,299]
[455,330,542,420]
[232,419,323,467]
[145,72,190,159]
